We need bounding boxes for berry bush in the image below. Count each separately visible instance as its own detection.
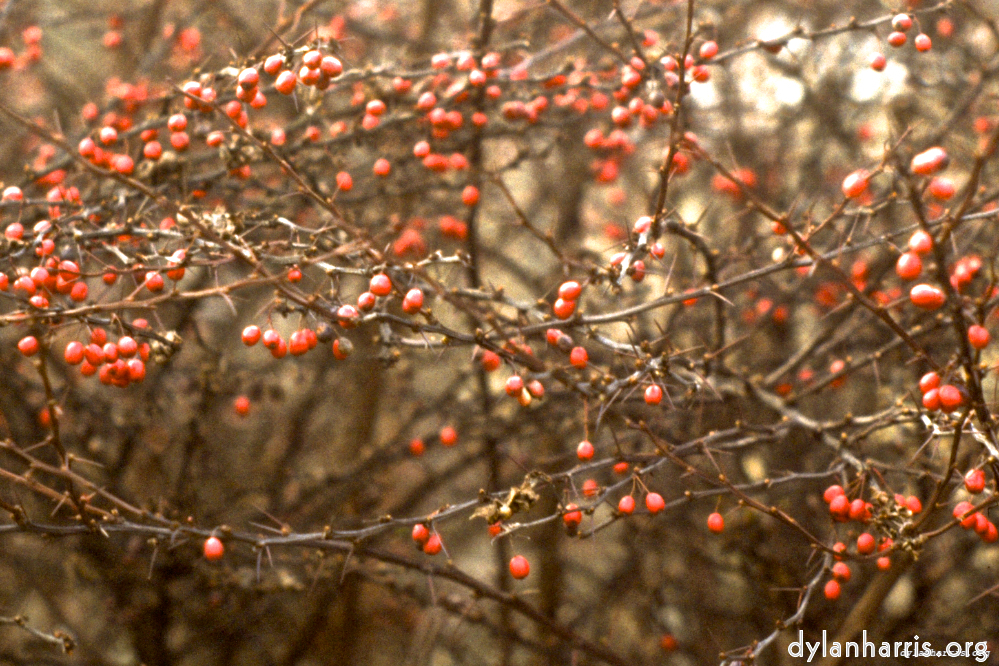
[0,0,998,663]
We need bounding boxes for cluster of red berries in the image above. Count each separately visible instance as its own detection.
[411,523,443,555]
[503,375,545,407]
[823,485,877,523]
[236,273,426,362]
[552,280,582,320]
[917,372,965,413]
[18,325,152,389]
[953,468,998,543]
[613,491,666,516]
[824,533,896,600]
[405,425,458,457]
[4,257,88,308]
[411,516,531,578]
[869,14,933,71]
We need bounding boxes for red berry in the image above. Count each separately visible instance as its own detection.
[167,113,188,132]
[369,273,392,296]
[895,252,922,280]
[563,504,582,529]
[64,341,84,365]
[906,496,923,513]
[402,288,424,314]
[242,325,261,346]
[841,169,870,198]
[918,371,940,394]
[914,33,932,52]
[408,437,424,456]
[823,485,845,504]
[302,50,322,69]
[937,384,963,412]
[645,492,665,514]
[207,130,226,147]
[856,532,875,554]
[320,56,342,77]
[910,147,949,176]
[143,141,162,160]
[477,350,501,372]
[633,216,652,235]
[461,185,479,206]
[909,284,945,310]
[505,375,524,397]
[618,495,635,514]
[357,292,376,311]
[887,31,907,47]
[439,425,458,446]
[337,305,360,329]
[203,536,224,561]
[983,521,998,543]
[237,67,259,89]
[553,298,576,319]
[644,384,663,405]
[263,54,284,75]
[275,70,297,95]
[117,336,137,358]
[145,272,165,292]
[831,561,851,582]
[869,53,887,71]
[975,512,990,535]
[848,498,870,522]
[287,267,302,283]
[373,158,391,177]
[423,533,442,555]
[824,579,841,600]
[707,512,724,533]
[99,126,118,145]
[509,555,530,579]
[125,359,145,382]
[954,501,977,528]
[67,280,86,302]
[261,329,281,349]
[13,275,34,294]
[17,336,40,356]
[582,478,600,497]
[965,469,986,494]
[922,388,941,411]
[699,40,718,60]
[412,524,430,543]
[908,230,933,255]
[892,14,913,31]
[558,281,582,301]
[968,325,990,349]
[576,440,594,461]
[288,330,310,356]
[335,171,353,191]
[83,343,105,365]
[112,154,134,174]
[928,177,956,200]
[829,494,850,519]
[234,395,250,416]
[569,346,588,368]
